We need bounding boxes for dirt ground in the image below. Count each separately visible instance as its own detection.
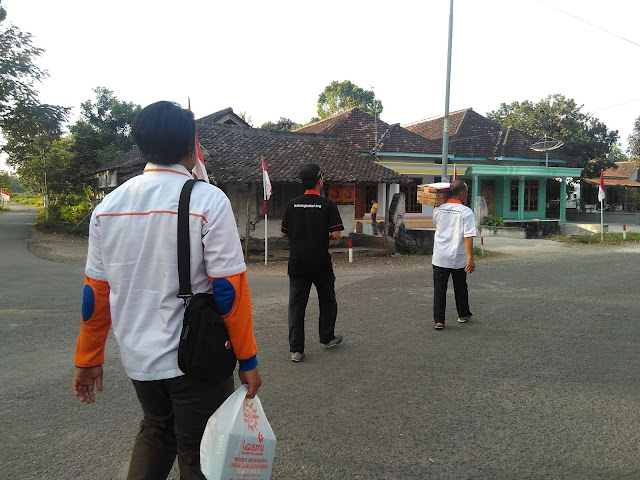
[26,228,436,276]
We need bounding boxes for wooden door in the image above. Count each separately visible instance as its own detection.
[355,184,366,218]
[480,179,496,215]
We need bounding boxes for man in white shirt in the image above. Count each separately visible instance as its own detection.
[72,101,262,479]
[431,180,476,330]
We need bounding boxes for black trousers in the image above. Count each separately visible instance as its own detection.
[433,265,472,324]
[288,271,337,352]
[126,374,234,480]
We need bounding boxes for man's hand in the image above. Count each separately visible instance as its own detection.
[72,365,103,404]
[238,368,262,399]
[465,258,475,273]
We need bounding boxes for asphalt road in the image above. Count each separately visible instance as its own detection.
[1,204,639,479]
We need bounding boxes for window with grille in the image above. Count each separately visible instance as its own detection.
[510,180,539,212]
[401,178,422,213]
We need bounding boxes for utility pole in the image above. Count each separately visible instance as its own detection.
[441,0,454,182]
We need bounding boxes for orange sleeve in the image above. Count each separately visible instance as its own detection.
[74,275,111,367]
[210,272,258,368]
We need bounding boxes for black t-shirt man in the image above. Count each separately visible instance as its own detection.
[280,162,345,360]
[281,190,344,276]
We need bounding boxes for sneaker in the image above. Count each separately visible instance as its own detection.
[322,334,343,348]
[457,314,473,323]
[434,323,445,330]
[291,352,304,362]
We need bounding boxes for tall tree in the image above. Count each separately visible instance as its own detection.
[69,87,141,177]
[260,117,300,132]
[0,2,69,162]
[487,94,618,177]
[317,80,382,120]
[16,136,75,197]
[628,116,640,157]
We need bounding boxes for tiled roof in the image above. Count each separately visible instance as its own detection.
[404,108,469,140]
[583,177,640,187]
[198,108,251,128]
[296,108,440,154]
[197,122,407,184]
[97,147,144,172]
[603,161,640,179]
[405,108,563,161]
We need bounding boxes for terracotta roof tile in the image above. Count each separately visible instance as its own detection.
[296,108,440,154]
[603,161,640,179]
[406,108,566,161]
[197,122,407,184]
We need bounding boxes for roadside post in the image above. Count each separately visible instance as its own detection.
[348,238,353,263]
[623,224,627,241]
[480,236,484,256]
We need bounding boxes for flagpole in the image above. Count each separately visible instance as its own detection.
[264,198,268,265]
[600,198,604,241]
[598,169,605,242]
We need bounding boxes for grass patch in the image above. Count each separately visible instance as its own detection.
[552,232,640,245]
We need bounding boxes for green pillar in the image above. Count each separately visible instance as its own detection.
[559,177,567,221]
[518,176,525,220]
[471,175,479,212]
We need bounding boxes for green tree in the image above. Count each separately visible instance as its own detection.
[0,3,69,167]
[2,100,69,166]
[0,169,10,191]
[259,117,300,132]
[487,94,618,177]
[16,136,75,196]
[69,87,141,177]
[607,143,628,163]
[628,115,640,157]
[317,80,382,120]
[0,6,46,119]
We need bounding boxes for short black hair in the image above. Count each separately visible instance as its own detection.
[300,163,323,189]
[132,101,196,165]
[449,179,468,197]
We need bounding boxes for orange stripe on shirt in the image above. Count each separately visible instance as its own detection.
[95,211,208,223]
[143,168,193,177]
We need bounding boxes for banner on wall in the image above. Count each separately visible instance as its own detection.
[326,184,355,204]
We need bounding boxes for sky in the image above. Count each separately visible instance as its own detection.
[2,0,639,172]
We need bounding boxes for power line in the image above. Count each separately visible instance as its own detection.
[536,0,640,48]
[592,99,640,112]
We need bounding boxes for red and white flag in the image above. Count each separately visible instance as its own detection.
[188,99,210,183]
[453,164,458,180]
[597,170,605,202]
[1,189,11,197]
[262,157,272,201]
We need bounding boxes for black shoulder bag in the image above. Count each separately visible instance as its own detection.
[177,179,237,382]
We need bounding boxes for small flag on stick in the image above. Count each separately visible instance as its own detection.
[453,164,458,180]
[262,157,272,265]
[597,170,605,202]
[262,157,272,201]
[188,98,210,183]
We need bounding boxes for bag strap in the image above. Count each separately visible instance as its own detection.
[177,179,199,301]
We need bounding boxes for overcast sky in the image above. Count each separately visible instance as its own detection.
[2,0,639,172]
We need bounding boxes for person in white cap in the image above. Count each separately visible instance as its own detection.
[431,179,476,330]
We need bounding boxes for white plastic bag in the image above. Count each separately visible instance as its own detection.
[201,384,276,480]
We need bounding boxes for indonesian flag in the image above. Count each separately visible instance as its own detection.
[188,99,210,183]
[453,164,458,180]
[1,189,11,197]
[598,170,605,202]
[262,157,272,201]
